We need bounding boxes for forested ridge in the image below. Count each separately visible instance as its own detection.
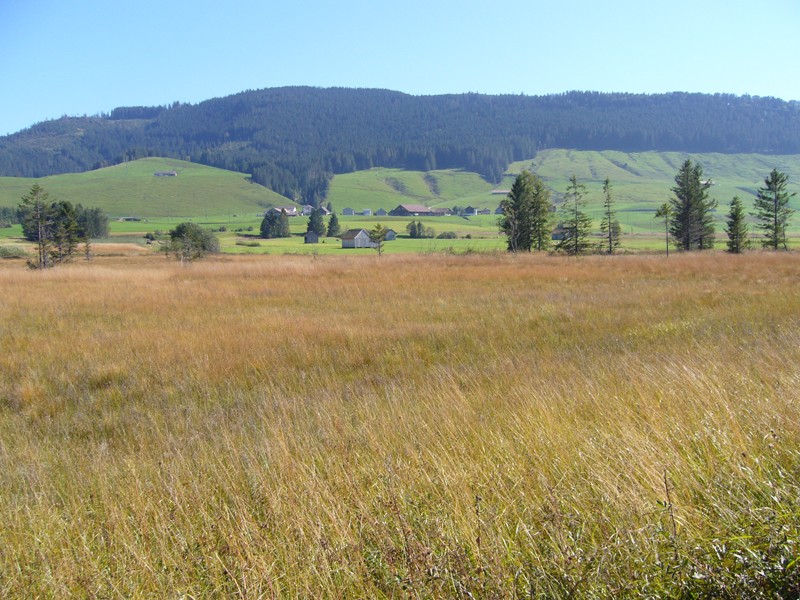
[1,87,798,204]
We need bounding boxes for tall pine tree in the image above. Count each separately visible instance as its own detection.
[753,169,795,250]
[669,159,716,250]
[725,196,749,253]
[599,177,620,253]
[557,175,592,255]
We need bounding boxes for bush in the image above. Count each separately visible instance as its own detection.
[437,231,458,239]
[0,246,26,258]
[168,222,219,261]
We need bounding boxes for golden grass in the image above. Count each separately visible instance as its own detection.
[1,252,799,597]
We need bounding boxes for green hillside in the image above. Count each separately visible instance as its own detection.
[2,152,799,240]
[326,168,507,212]
[0,158,290,218]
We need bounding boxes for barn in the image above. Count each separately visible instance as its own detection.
[340,228,374,248]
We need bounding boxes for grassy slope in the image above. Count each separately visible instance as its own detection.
[509,150,800,233]
[0,158,290,218]
[2,151,800,251]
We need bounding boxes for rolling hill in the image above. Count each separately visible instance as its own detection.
[0,158,289,218]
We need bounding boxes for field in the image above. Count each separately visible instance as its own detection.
[1,252,798,597]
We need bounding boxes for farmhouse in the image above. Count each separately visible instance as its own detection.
[389,204,448,217]
[270,206,299,217]
[384,229,397,241]
[362,209,372,216]
[342,207,355,216]
[340,228,374,249]
[375,208,388,216]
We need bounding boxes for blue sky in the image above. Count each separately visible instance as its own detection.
[1,0,798,136]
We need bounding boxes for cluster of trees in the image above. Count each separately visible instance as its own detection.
[3,88,799,204]
[17,184,109,268]
[406,220,435,239]
[658,161,795,254]
[260,209,291,239]
[500,163,795,255]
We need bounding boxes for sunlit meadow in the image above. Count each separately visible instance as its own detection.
[0,252,798,597]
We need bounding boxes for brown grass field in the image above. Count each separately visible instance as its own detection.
[0,252,798,598]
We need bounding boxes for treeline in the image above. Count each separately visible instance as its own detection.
[1,88,799,204]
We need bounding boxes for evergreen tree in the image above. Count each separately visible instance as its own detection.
[307,208,325,236]
[326,212,341,237]
[669,159,716,250]
[557,175,593,255]
[406,221,419,238]
[529,174,552,251]
[725,196,749,253]
[19,184,54,268]
[499,171,536,252]
[752,169,795,250]
[49,200,79,263]
[260,210,279,238]
[599,177,620,253]
[278,209,291,237]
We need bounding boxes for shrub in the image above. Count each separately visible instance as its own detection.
[0,245,26,258]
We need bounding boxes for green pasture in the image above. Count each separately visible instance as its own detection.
[326,167,505,212]
[0,158,289,219]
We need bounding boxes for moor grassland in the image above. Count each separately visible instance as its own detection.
[0,253,798,597]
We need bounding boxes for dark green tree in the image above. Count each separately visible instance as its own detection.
[725,196,749,254]
[326,211,341,237]
[655,202,673,257]
[75,205,109,239]
[499,171,535,252]
[557,175,593,255]
[529,174,552,251]
[49,200,79,263]
[307,208,325,236]
[752,169,795,250]
[260,209,291,239]
[168,222,219,262]
[406,221,419,238]
[599,177,620,253]
[669,159,716,250]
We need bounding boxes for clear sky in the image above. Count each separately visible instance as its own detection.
[1,0,798,136]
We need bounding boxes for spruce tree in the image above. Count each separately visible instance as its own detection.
[326,212,341,237]
[725,196,749,253]
[307,208,325,236]
[557,175,593,255]
[599,177,620,253]
[669,159,716,250]
[278,209,291,238]
[260,211,279,238]
[19,184,53,268]
[529,174,552,251]
[490,173,551,250]
[753,169,795,250]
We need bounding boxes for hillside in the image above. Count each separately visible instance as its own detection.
[1,87,798,204]
[0,158,289,218]
[2,152,799,232]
